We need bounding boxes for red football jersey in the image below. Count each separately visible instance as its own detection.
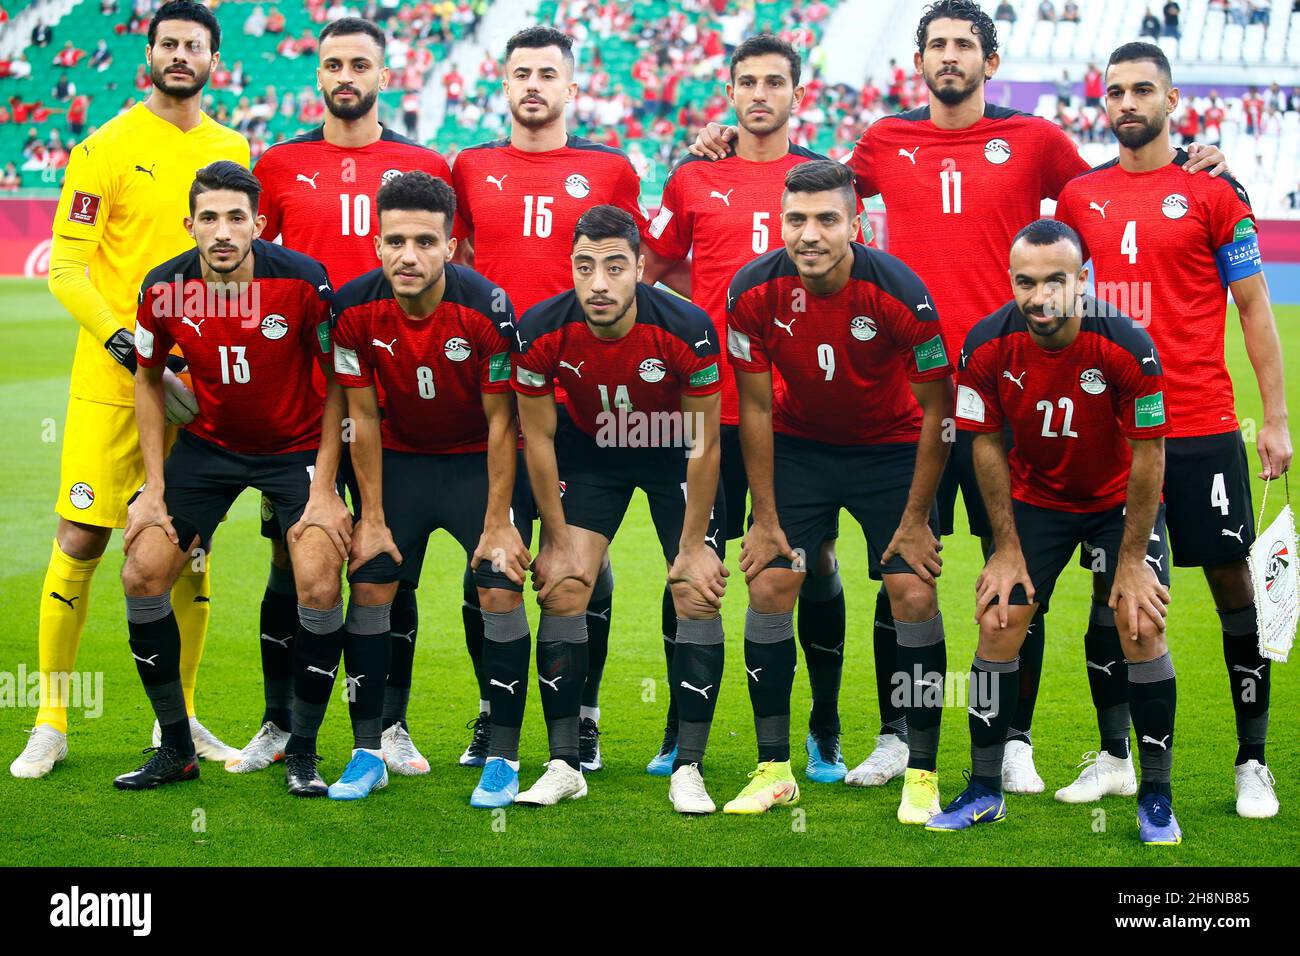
[331,262,516,455]
[1054,150,1260,438]
[451,135,650,315]
[135,240,331,455]
[644,143,827,427]
[254,126,456,287]
[956,296,1171,512]
[512,284,722,440]
[727,243,952,446]
[849,104,1088,360]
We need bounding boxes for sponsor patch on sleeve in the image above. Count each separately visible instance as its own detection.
[913,334,950,373]
[1135,391,1166,428]
[727,327,751,362]
[648,205,674,240]
[489,351,510,382]
[516,366,547,389]
[689,363,719,387]
[333,344,359,377]
[955,384,986,423]
[68,191,102,226]
[135,324,155,360]
[316,320,332,354]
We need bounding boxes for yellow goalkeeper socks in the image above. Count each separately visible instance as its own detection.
[171,556,211,718]
[35,540,100,733]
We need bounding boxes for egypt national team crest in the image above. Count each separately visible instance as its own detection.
[984,138,1012,165]
[1079,368,1107,395]
[565,173,591,199]
[850,315,877,341]
[1162,193,1189,220]
[638,358,667,383]
[1265,541,1291,604]
[381,168,403,185]
[260,314,288,340]
[444,337,471,362]
[69,482,94,510]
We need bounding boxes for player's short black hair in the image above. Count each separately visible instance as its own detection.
[1011,218,1083,261]
[572,205,640,256]
[504,25,574,73]
[783,160,856,215]
[915,0,998,59]
[729,33,801,86]
[149,0,221,55]
[189,160,260,215]
[1107,41,1172,86]
[376,170,457,232]
[319,16,387,53]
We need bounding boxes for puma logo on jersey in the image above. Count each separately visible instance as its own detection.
[134,164,156,179]
[1002,370,1025,389]
[539,675,563,691]
[49,591,78,609]
[372,338,397,356]
[515,329,528,352]
[1222,525,1245,542]
[1233,664,1265,679]
[695,330,712,350]
[1141,349,1157,367]
[709,189,733,205]
[916,296,933,312]
[1086,659,1117,676]
[1089,200,1111,218]
[704,530,719,549]
[680,681,713,700]
[485,174,507,190]
[968,707,996,727]
[489,678,519,695]
[773,316,796,336]
[898,146,919,164]
[559,360,584,378]
[746,666,762,681]
[345,674,364,689]
[1145,552,1164,572]
[181,317,205,337]
[297,172,320,189]
[1141,734,1170,750]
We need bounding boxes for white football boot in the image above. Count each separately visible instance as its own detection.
[515,759,588,806]
[1002,740,1046,794]
[845,733,908,787]
[10,725,68,779]
[382,723,431,776]
[669,763,716,814]
[224,721,290,773]
[1235,760,1279,819]
[1054,750,1137,803]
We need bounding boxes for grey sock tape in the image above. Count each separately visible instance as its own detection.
[299,601,344,635]
[537,612,587,644]
[345,601,392,636]
[1127,652,1175,683]
[744,607,794,644]
[676,616,724,645]
[896,612,944,648]
[126,592,172,625]
[1217,604,1258,636]
[483,605,530,643]
[974,655,1020,673]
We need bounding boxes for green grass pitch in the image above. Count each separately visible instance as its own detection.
[0,276,1295,866]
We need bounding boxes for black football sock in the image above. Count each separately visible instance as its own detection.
[744,608,796,763]
[259,563,297,731]
[287,602,346,757]
[343,601,392,751]
[383,584,418,732]
[483,605,530,761]
[661,585,679,732]
[536,613,588,770]
[1128,652,1176,800]
[672,617,724,772]
[582,563,613,712]
[1006,610,1044,746]
[797,566,845,736]
[1085,602,1131,758]
[895,612,946,772]
[126,592,192,756]
[872,587,908,740]
[1220,604,1269,765]
[969,656,1019,793]
[462,568,490,707]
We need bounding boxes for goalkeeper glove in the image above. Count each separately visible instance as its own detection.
[162,368,199,425]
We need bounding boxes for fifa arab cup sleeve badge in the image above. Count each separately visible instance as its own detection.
[1248,475,1299,662]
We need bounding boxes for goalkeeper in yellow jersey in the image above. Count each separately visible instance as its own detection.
[11,1,250,778]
